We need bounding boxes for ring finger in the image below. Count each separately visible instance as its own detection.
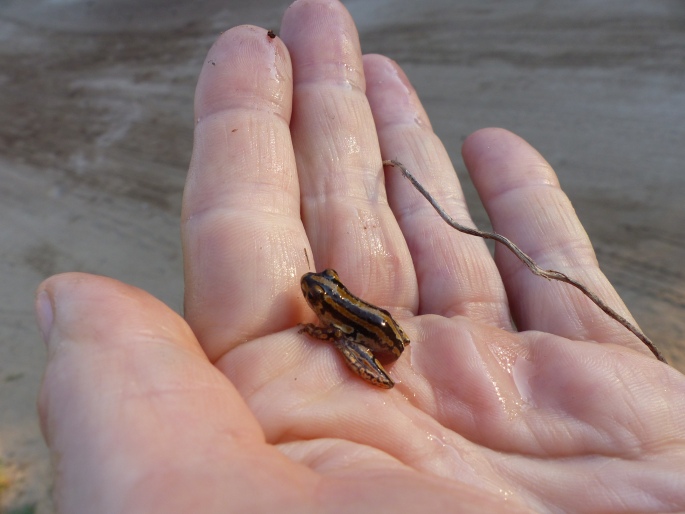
[364,55,511,329]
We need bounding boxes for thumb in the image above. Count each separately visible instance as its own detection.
[35,273,267,513]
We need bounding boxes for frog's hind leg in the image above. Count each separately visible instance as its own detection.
[334,339,394,389]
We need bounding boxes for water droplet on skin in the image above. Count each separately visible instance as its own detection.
[511,356,536,406]
[487,343,535,410]
[499,488,515,501]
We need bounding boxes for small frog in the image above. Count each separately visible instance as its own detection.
[299,269,410,389]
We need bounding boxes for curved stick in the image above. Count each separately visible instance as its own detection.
[383,159,666,363]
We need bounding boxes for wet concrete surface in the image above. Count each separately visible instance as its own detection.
[1,0,684,511]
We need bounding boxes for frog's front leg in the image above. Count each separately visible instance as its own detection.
[333,339,394,389]
[298,323,342,341]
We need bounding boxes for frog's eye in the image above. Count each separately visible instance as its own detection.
[306,284,326,299]
[323,269,339,281]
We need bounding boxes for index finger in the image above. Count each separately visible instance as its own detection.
[182,27,309,361]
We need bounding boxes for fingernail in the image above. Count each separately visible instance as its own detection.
[36,290,55,344]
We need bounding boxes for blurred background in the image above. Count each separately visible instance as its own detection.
[1,0,683,511]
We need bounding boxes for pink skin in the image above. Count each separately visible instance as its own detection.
[36,0,685,512]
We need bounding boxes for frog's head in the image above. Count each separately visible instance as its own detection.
[300,269,340,315]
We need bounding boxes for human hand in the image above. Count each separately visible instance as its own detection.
[36,0,685,512]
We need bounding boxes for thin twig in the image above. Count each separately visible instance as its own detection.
[383,159,667,363]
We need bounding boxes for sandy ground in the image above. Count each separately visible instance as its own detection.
[0,0,683,511]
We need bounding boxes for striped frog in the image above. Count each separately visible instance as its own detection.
[299,269,410,389]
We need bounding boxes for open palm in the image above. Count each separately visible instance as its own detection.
[37,1,685,512]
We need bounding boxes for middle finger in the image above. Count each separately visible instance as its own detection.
[280,0,416,313]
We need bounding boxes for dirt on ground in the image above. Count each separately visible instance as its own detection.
[1,0,684,511]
